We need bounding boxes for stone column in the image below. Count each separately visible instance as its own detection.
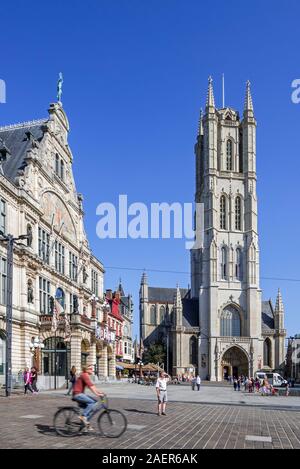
[90,340,97,374]
[70,331,82,371]
[99,345,108,378]
[109,343,116,378]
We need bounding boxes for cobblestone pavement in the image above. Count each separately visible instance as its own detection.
[1,391,300,449]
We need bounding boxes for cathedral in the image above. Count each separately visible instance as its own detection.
[140,78,286,380]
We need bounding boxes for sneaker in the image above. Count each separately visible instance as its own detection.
[161,412,167,416]
[79,415,88,426]
[157,412,161,416]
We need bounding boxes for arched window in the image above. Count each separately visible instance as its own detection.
[160,305,165,324]
[235,196,242,230]
[226,140,233,171]
[220,195,226,230]
[221,246,227,279]
[220,306,241,337]
[55,287,65,310]
[235,248,243,281]
[264,338,271,367]
[189,336,197,365]
[150,305,156,324]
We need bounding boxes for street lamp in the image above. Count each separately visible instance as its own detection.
[138,360,143,379]
[29,336,45,370]
[0,231,31,396]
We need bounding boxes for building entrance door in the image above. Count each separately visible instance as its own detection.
[221,346,249,380]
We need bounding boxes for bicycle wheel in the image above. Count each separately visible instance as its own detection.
[97,409,127,438]
[53,407,83,437]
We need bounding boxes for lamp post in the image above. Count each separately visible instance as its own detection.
[0,231,30,396]
[29,336,45,370]
[138,360,144,379]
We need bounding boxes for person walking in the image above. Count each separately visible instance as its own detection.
[233,378,238,391]
[23,367,33,394]
[66,366,77,396]
[30,367,39,393]
[237,377,241,391]
[196,375,201,391]
[156,371,169,416]
[191,375,196,391]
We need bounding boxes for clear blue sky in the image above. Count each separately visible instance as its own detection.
[1,0,300,339]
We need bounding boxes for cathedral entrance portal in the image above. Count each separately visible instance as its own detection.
[221,346,249,380]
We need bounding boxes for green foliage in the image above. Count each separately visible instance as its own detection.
[143,342,165,365]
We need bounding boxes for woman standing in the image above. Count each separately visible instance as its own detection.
[30,366,39,393]
[66,366,77,396]
[23,367,33,394]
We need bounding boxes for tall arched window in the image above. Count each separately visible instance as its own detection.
[220,306,241,336]
[220,195,226,230]
[160,305,165,324]
[226,140,233,171]
[189,336,197,365]
[264,338,271,367]
[235,196,242,230]
[235,248,243,281]
[150,305,156,324]
[55,287,65,310]
[221,246,227,279]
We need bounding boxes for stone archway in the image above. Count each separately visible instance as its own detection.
[221,346,249,379]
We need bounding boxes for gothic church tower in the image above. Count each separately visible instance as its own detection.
[191,77,263,381]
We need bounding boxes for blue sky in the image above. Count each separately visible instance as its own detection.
[1,0,300,339]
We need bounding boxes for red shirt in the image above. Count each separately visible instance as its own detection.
[72,372,93,396]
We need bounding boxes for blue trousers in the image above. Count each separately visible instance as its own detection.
[73,393,98,421]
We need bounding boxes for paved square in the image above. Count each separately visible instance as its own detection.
[1,383,300,449]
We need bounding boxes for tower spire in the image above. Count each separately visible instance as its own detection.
[206,76,215,109]
[244,80,253,113]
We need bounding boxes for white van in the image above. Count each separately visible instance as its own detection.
[255,371,287,387]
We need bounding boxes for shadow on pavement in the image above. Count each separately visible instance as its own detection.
[35,424,58,436]
[124,408,157,415]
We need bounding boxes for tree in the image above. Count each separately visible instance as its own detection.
[285,338,293,378]
[143,342,165,365]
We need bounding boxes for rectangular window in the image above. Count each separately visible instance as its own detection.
[55,241,65,274]
[38,228,50,264]
[69,252,78,281]
[39,276,50,314]
[91,270,99,296]
[0,257,7,305]
[0,199,6,235]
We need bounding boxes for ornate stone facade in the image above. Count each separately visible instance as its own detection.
[0,101,116,387]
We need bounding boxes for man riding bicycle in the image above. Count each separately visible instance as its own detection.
[72,364,105,428]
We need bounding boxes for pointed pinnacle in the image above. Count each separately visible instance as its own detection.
[244,80,254,112]
[275,288,284,312]
[206,76,215,108]
[197,108,203,136]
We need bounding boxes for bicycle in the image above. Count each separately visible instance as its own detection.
[53,394,127,438]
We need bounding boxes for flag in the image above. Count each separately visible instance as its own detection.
[64,312,71,343]
[51,301,60,332]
